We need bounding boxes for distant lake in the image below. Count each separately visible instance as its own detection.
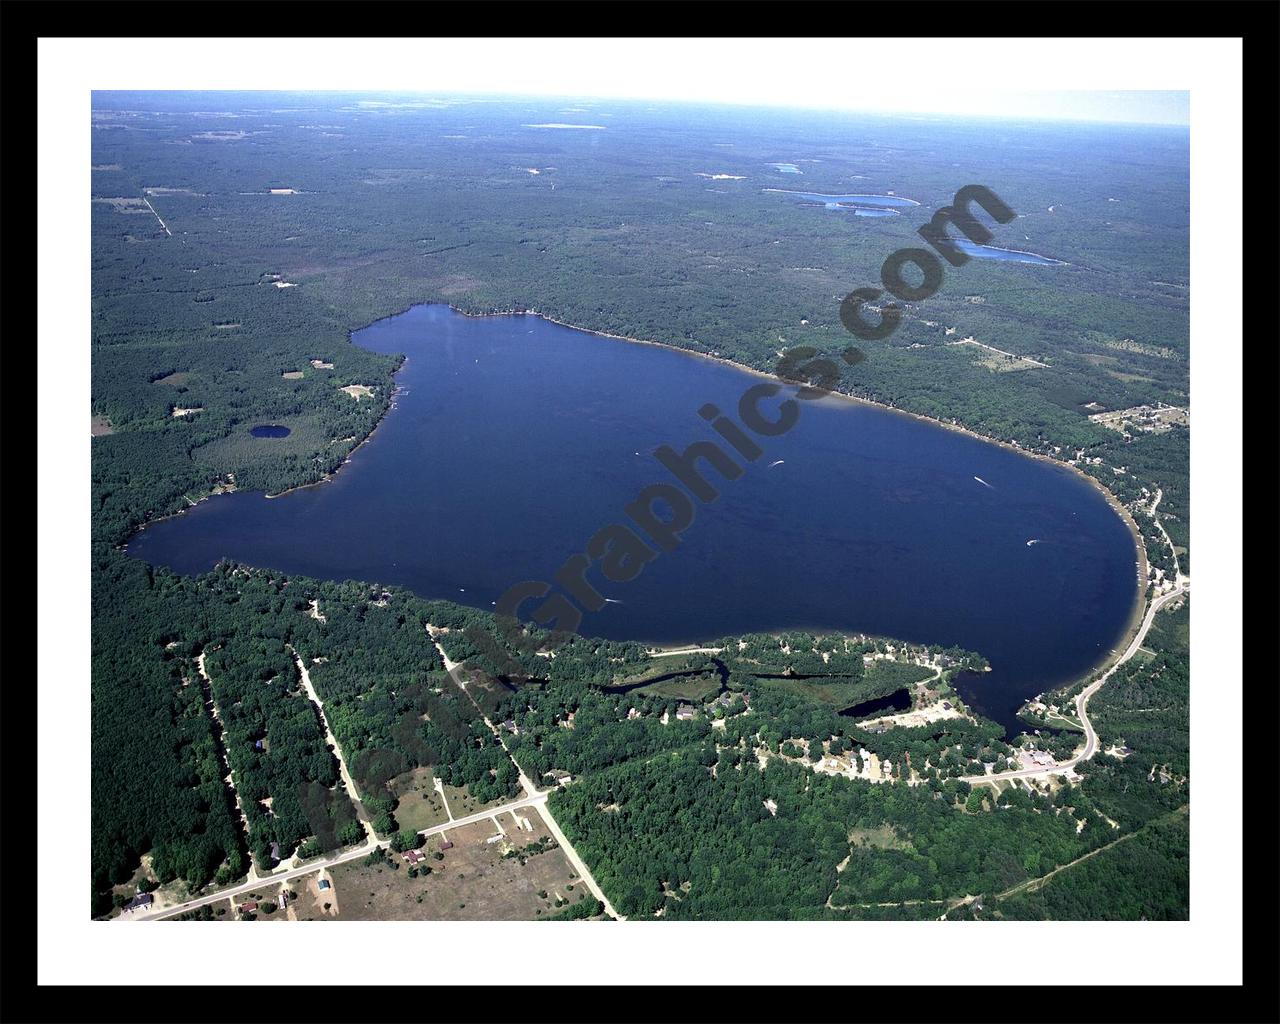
[951,238,1065,265]
[250,424,292,438]
[764,190,920,208]
[766,190,919,217]
[127,304,1138,734]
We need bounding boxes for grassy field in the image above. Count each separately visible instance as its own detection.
[388,767,450,832]
[442,783,518,820]
[632,673,723,702]
[289,809,584,920]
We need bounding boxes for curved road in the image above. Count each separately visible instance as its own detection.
[961,580,1188,785]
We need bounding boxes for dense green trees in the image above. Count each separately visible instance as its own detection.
[91,95,1189,919]
[548,748,1100,919]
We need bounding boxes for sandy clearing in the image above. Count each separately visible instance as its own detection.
[340,384,374,400]
[171,406,203,417]
[93,196,148,209]
[310,359,334,369]
[281,370,304,379]
[307,871,339,916]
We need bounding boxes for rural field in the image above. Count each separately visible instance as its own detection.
[285,808,597,921]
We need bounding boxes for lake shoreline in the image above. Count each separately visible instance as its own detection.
[442,303,1151,694]
[125,299,1149,717]
[263,356,407,501]
[443,304,1148,560]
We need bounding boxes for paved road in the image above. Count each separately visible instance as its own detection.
[132,793,548,922]
[137,631,623,923]
[429,626,624,920]
[961,581,1188,785]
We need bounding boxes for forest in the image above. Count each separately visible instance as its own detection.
[89,93,1190,919]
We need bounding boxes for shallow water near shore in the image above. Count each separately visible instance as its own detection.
[127,303,1139,734]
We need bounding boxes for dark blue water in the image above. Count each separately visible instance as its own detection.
[250,424,292,438]
[839,688,913,719]
[126,304,1138,734]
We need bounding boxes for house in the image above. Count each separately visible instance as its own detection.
[120,892,154,913]
[317,879,331,891]
[239,901,258,914]
[675,704,697,721]
[544,769,573,787]
[403,850,424,865]
[269,841,282,862]
[252,739,265,752]
[941,701,952,710]
[439,839,453,851]
[500,719,518,733]
[279,891,288,909]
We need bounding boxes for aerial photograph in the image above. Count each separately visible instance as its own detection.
[85,80,1194,928]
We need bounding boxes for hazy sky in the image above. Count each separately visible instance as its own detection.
[503,88,1190,127]
[76,38,1199,127]
[818,90,1189,126]
[327,40,1193,127]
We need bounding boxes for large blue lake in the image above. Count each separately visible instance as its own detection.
[127,304,1139,733]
